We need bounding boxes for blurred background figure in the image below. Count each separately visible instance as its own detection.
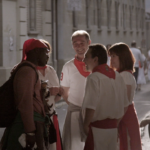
[130,41,144,83]
[106,44,111,66]
[137,47,147,91]
[147,49,150,81]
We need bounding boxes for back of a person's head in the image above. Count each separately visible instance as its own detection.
[108,42,135,72]
[89,43,107,65]
[71,30,91,41]
[131,41,136,47]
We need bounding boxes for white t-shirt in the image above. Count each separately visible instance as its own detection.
[38,65,59,112]
[82,71,129,122]
[120,71,136,105]
[130,47,144,67]
[60,58,87,107]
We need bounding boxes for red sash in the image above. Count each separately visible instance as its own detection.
[92,64,115,79]
[84,119,118,150]
[74,57,90,77]
[119,104,142,150]
[53,115,62,150]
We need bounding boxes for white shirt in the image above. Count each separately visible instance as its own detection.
[38,65,59,112]
[120,71,136,105]
[82,71,129,122]
[130,47,144,67]
[60,58,87,107]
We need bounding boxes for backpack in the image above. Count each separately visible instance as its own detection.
[0,62,38,127]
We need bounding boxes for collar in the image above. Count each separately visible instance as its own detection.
[92,64,115,79]
[36,66,47,70]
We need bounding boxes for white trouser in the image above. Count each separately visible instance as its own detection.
[92,127,117,150]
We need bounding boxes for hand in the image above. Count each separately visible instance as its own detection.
[140,119,150,127]
[84,125,89,136]
[41,82,48,90]
[49,87,59,96]
[58,87,64,96]
[26,133,36,149]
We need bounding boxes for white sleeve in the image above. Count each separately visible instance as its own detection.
[120,72,132,85]
[60,64,70,87]
[82,76,99,110]
[139,51,144,63]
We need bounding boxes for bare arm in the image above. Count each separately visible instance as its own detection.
[61,86,70,104]
[140,119,150,127]
[83,108,95,135]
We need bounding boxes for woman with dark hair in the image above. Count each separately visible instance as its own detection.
[108,42,142,150]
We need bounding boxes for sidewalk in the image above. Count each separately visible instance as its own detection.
[134,80,150,150]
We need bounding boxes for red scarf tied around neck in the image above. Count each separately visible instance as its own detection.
[74,57,90,77]
[92,64,116,79]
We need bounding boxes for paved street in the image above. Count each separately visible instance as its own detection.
[0,81,150,149]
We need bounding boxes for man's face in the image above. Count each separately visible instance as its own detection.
[72,35,90,59]
[83,49,95,72]
[38,48,50,66]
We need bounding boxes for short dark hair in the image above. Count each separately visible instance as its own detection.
[89,44,107,65]
[108,42,135,72]
[131,41,136,47]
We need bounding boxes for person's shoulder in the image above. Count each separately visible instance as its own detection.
[63,58,75,68]
[120,71,133,80]
[16,61,37,75]
[46,65,55,72]
[120,71,132,76]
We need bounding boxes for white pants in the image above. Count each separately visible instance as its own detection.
[71,112,85,150]
[92,127,117,150]
[63,111,85,150]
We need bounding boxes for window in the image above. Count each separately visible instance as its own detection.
[73,9,77,28]
[97,0,102,29]
[115,1,119,30]
[122,4,127,30]
[86,0,90,28]
[129,5,133,30]
[29,0,36,32]
[107,0,111,30]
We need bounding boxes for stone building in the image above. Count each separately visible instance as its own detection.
[0,0,146,85]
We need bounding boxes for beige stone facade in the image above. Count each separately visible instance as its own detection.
[0,0,147,85]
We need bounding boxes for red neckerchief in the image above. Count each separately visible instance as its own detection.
[36,66,47,70]
[74,57,90,77]
[92,64,115,79]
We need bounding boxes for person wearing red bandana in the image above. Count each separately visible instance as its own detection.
[108,42,142,150]
[37,39,63,150]
[1,38,53,150]
[82,44,129,150]
[60,30,91,150]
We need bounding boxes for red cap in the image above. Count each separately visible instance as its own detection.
[22,38,48,61]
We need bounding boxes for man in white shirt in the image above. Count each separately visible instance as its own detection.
[60,30,91,150]
[130,41,144,82]
[82,44,129,150]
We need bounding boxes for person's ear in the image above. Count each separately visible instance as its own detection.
[94,57,98,63]
[88,40,91,45]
